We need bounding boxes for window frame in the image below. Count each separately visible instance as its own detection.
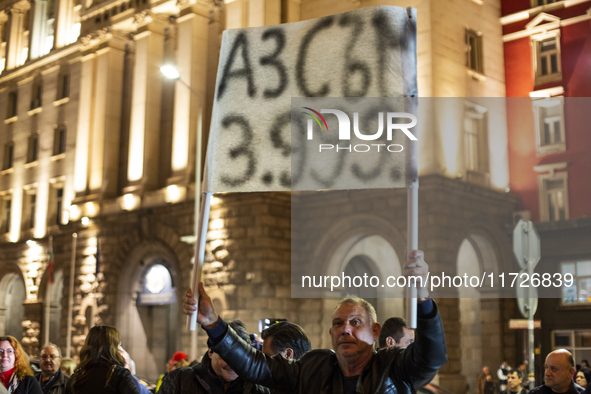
[3,142,14,170]
[464,101,490,185]
[538,171,569,222]
[532,30,562,86]
[53,125,67,156]
[0,195,11,234]
[27,132,40,163]
[532,97,566,156]
[466,29,484,74]
[560,261,591,305]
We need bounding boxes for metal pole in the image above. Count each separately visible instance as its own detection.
[189,104,204,360]
[406,97,419,329]
[528,259,535,389]
[66,233,77,358]
[43,236,53,346]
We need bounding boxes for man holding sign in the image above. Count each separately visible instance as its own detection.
[184,250,446,394]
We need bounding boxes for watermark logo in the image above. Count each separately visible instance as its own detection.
[302,107,417,153]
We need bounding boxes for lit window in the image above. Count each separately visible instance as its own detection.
[533,97,565,155]
[538,172,568,222]
[466,30,484,74]
[464,102,489,184]
[561,261,591,304]
[533,33,562,85]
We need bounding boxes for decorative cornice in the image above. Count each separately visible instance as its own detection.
[133,10,169,33]
[176,0,212,17]
[11,0,31,13]
[81,27,129,51]
[0,11,8,23]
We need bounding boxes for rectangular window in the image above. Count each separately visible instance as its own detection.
[464,102,489,184]
[30,82,42,110]
[533,33,562,85]
[7,91,17,119]
[1,198,11,234]
[53,126,67,155]
[535,0,558,6]
[48,185,64,226]
[533,98,566,155]
[552,330,591,365]
[58,73,70,100]
[561,261,591,304]
[466,30,484,74]
[3,142,14,170]
[55,187,63,225]
[538,172,568,222]
[28,193,36,229]
[27,133,39,163]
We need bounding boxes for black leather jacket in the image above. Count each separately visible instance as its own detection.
[210,302,447,394]
[159,351,269,394]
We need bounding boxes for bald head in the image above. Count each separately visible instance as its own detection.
[544,349,575,393]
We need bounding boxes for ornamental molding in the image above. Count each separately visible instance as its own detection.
[11,0,31,13]
[176,0,212,17]
[133,10,169,32]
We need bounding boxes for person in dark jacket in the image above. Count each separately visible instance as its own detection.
[64,325,139,394]
[34,344,68,394]
[0,335,42,394]
[499,369,527,394]
[260,322,311,360]
[529,350,585,394]
[185,250,447,394]
[158,320,268,394]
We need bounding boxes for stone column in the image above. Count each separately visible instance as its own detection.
[168,1,210,185]
[89,30,126,198]
[6,0,30,69]
[29,0,48,59]
[73,47,95,196]
[126,12,166,192]
[54,0,74,47]
[248,0,280,27]
[0,12,8,73]
[74,30,127,199]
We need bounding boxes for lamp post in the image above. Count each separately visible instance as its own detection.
[161,64,203,361]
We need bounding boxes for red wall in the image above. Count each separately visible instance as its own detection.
[503,4,591,222]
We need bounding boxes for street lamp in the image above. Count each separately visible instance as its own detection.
[160,65,180,80]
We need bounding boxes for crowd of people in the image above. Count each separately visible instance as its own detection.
[477,356,591,394]
[1,250,588,394]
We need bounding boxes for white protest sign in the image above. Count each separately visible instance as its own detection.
[205,5,418,193]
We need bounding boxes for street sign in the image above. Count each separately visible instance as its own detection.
[509,319,541,329]
[513,219,541,270]
[516,278,538,318]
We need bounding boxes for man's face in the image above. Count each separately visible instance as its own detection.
[508,372,523,391]
[40,346,61,375]
[329,303,379,360]
[396,327,415,347]
[483,367,490,375]
[208,350,238,382]
[544,352,574,392]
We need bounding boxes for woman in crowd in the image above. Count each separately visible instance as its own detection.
[64,326,139,394]
[576,368,591,390]
[0,336,42,394]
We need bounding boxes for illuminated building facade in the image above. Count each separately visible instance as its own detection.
[0,0,519,390]
[502,0,591,369]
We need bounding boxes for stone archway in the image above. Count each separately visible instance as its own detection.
[456,231,503,394]
[39,270,64,346]
[115,241,182,381]
[0,271,26,341]
[319,233,405,348]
